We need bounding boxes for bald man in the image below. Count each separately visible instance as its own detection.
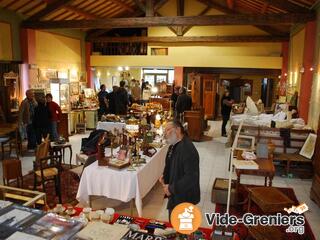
[19,89,38,151]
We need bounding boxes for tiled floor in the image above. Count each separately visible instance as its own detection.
[1,121,320,239]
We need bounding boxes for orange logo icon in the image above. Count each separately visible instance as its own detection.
[170,202,202,235]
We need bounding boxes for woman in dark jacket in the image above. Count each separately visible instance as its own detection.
[33,96,51,144]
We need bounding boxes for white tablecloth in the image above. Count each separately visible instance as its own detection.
[96,121,126,132]
[76,145,169,217]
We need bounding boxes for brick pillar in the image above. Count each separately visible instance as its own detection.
[85,42,94,88]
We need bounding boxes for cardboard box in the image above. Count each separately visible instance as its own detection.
[211,178,237,205]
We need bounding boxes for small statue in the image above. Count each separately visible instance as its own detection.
[97,132,109,166]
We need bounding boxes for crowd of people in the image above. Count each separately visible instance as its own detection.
[19,90,62,151]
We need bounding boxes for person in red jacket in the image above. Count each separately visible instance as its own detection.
[45,93,62,141]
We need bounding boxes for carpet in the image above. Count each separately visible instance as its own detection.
[214,185,315,240]
[9,164,80,208]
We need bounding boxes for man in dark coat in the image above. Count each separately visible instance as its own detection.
[115,80,129,115]
[159,120,200,219]
[175,87,192,120]
[107,86,118,114]
[221,89,234,137]
[98,84,108,120]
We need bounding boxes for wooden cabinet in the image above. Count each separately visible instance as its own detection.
[84,109,98,129]
[0,86,18,122]
[310,117,320,207]
[189,73,217,119]
[184,109,204,141]
[58,113,69,141]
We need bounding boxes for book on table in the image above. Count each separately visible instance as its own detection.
[233,159,259,170]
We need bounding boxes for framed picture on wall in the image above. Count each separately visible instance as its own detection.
[79,72,86,82]
[70,82,79,96]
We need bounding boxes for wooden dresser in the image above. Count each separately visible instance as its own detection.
[184,109,204,141]
[310,117,320,207]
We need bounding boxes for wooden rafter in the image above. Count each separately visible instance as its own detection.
[182,5,211,35]
[196,0,288,36]
[63,5,97,19]
[227,0,234,9]
[88,35,289,43]
[154,0,169,11]
[15,0,35,12]
[132,0,146,12]
[107,0,135,13]
[23,13,316,29]
[261,3,269,13]
[27,0,73,20]
[259,0,309,13]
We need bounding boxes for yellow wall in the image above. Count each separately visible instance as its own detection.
[94,67,141,90]
[35,30,82,71]
[308,7,320,130]
[288,28,305,96]
[92,0,282,69]
[0,22,13,60]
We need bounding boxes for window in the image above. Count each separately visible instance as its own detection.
[151,48,168,55]
[142,68,174,86]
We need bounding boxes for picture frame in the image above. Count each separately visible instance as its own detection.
[235,135,255,151]
[70,82,79,95]
[300,133,317,159]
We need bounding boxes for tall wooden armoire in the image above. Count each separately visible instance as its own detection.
[189,73,217,119]
[310,117,320,207]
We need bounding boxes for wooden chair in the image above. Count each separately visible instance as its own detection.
[36,155,62,203]
[0,137,11,160]
[33,135,50,190]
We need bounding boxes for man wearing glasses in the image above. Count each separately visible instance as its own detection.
[159,121,200,220]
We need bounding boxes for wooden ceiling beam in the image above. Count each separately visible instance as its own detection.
[259,0,309,13]
[27,0,73,20]
[63,5,97,19]
[23,13,316,29]
[88,35,289,43]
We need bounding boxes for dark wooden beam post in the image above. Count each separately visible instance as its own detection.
[146,0,154,17]
[176,0,185,36]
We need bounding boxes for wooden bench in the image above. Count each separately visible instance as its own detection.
[231,125,314,175]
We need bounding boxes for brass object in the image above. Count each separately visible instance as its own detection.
[97,132,109,166]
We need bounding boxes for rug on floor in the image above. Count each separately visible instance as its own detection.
[9,164,80,208]
[214,185,315,240]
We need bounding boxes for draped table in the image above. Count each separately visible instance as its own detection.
[76,145,169,217]
[96,121,126,132]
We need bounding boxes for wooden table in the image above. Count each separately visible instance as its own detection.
[0,123,16,137]
[247,186,294,213]
[248,225,285,240]
[236,158,275,187]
